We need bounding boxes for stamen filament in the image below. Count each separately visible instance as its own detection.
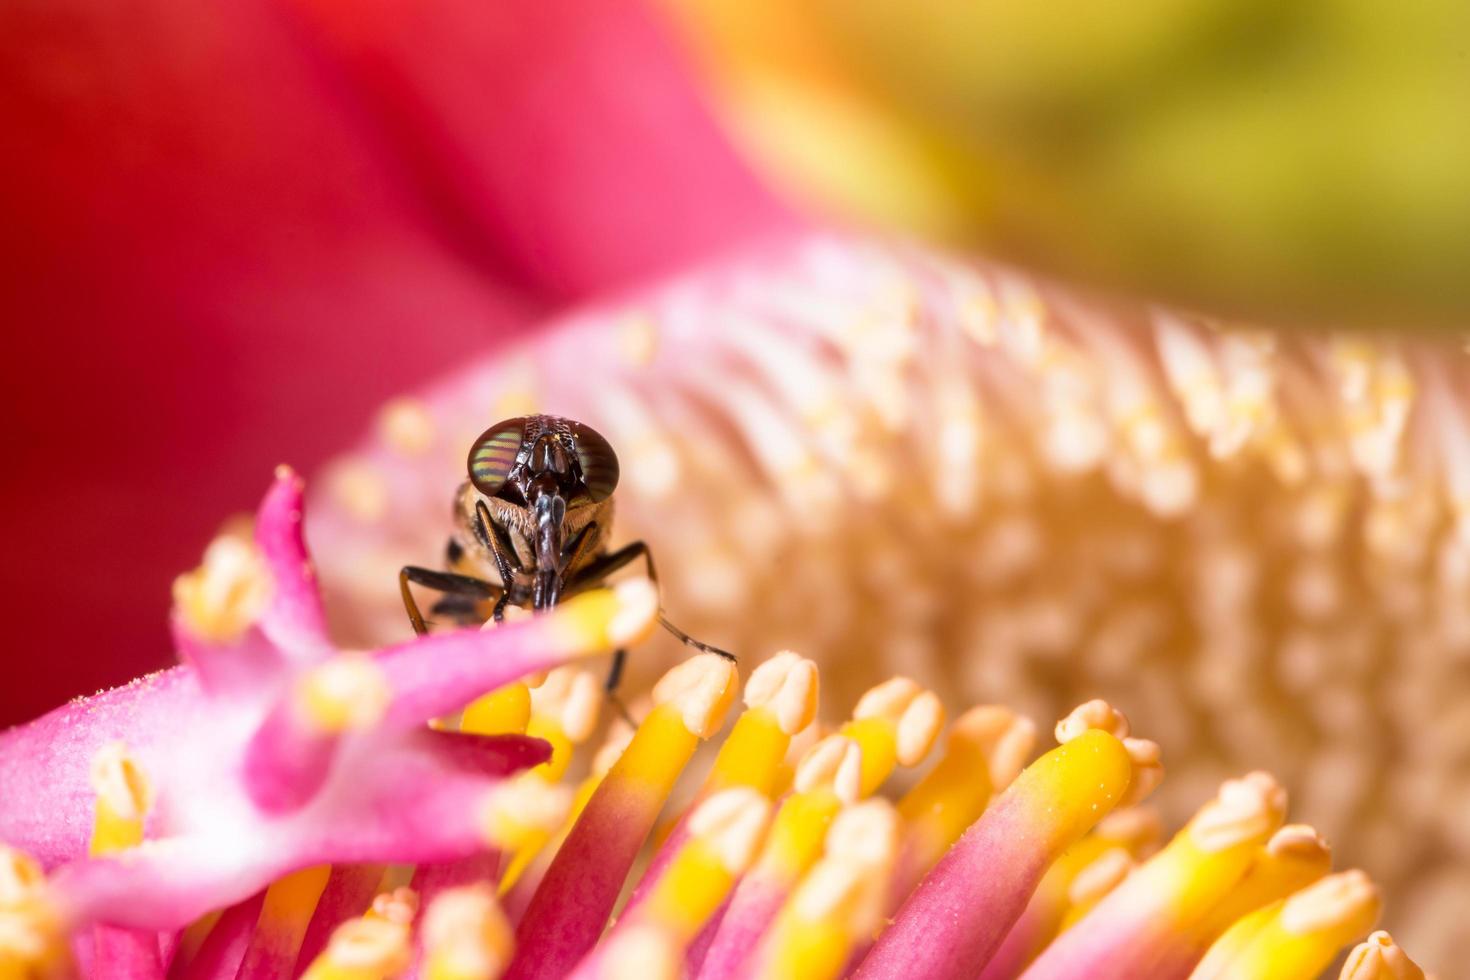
[695,737,861,980]
[1189,871,1381,980]
[855,706,1146,980]
[753,800,900,980]
[977,808,1163,980]
[1338,930,1428,980]
[1021,772,1287,979]
[299,915,412,980]
[895,705,1036,895]
[238,865,334,980]
[422,884,514,980]
[507,655,738,980]
[567,789,772,980]
[625,653,817,917]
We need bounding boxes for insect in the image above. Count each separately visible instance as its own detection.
[399,414,734,699]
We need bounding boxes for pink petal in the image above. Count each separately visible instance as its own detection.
[0,0,788,729]
[255,468,334,661]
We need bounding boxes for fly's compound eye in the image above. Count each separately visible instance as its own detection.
[468,417,528,496]
[567,420,619,502]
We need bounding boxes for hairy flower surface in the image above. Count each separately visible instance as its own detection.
[306,234,1470,969]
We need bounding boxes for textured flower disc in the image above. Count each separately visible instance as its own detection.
[308,233,1470,968]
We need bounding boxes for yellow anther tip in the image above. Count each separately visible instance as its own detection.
[602,923,680,980]
[422,883,514,978]
[1267,824,1331,862]
[951,705,1036,791]
[320,918,411,973]
[368,887,419,926]
[744,651,820,735]
[1094,807,1163,850]
[298,655,390,733]
[825,799,899,866]
[853,676,923,724]
[171,535,272,643]
[88,741,150,822]
[482,780,572,851]
[1190,771,1288,852]
[608,578,660,648]
[1281,870,1382,937]
[1340,931,1428,980]
[0,847,45,904]
[532,668,602,744]
[652,654,739,739]
[592,725,635,776]
[896,691,945,766]
[687,787,773,873]
[790,858,887,935]
[1055,699,1130,744]
[794,735,863,804]
[1120,737,1164,807]
[1067,848,1134,907]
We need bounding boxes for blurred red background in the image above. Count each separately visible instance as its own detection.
[0,0,788,727]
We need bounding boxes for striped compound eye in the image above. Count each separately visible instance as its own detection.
[467,418,528,496]
[567,420,619,502]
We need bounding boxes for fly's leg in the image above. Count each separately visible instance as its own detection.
[604,648,636,727]
[491,592,512,624]
[475,500,525,593]
[399,566,499,636]
[656,616,737,660]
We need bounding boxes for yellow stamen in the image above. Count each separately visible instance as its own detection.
[300,917,412,980]
[897,705,1036,875]
[244,865,333,973]
[0,895,70,980]
[1070,771,1285,963]
[1057,848,1135,928]
[841,677,944,795]
[705,652,818,796]
[1193,871,1382,980]
[597,654,737,805]
[366,888,418,926]
[298,655,390,733]
[421,884,513,980]
[498,725,632,896]
[1339,930,1428,980]
[522,668,601,781]
[88,742,150,856]
[757,799,900,980]
[1009,807,1163,967]
[481,779,572,853]
[793,735,863,805]
[173,911,224,974]
[640,788,772,942]
[171,534,271,643]
[546,579,660,653]
[459,683,532,737]
[1190,823,1332,945]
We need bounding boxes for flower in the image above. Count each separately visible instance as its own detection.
[304,234,1470,968]
[0,470,1428,978]
[0,468,659,969]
